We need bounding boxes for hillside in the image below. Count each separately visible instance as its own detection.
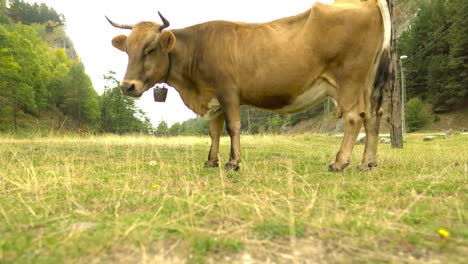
[394,0,425,36]
[0,0,154,135]
[424,106,468,132]
[0,0,97,132]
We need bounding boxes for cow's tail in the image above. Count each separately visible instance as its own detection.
[371,0,392,115]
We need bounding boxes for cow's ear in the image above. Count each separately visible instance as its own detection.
[159,31,176,53]
[112,35,127,52]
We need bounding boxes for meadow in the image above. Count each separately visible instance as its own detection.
[0,134,466,263]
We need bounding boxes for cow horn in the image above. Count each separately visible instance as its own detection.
[105,16,134,30]
[158,11,170,31]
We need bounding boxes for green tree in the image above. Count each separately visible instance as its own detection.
[427,55,449,112]
[406,98,431,132]
[0,46,22,131]
[8,0,64,25]
[169,122,181,136]
[60,62,99,126]
[19,23,53,113]
[446,0,468,109]
[0,1,102,132]
[100,72,153,134]
[397,4,431,99]
[178,118,209,135]
[270,115,284,133]
[0,23,36,131]
[155,120,169,137]
[398,0,467,112]
[48,49,72,107]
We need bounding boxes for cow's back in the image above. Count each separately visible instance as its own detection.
[187,0,384,111]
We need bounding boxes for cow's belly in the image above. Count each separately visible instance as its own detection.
[273,79,333,114]
[203,79,335,119]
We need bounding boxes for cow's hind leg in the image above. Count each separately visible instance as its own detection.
[358,110,383,171]
[205,113,224,168]
[329,110,364,172]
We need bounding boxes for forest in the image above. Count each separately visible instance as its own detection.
[397,0,467,114]
[0,0,467,136]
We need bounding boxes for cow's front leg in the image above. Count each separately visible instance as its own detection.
[219,95,241,171]
[205,113,224,168]
[329,111,363,172]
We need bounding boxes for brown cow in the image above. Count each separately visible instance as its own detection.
[107,0,392,172]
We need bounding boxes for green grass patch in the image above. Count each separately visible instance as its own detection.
[253,220,305,240]
[191,236,243,264]
[0,134,466,263]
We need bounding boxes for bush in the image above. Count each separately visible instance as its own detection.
[155,120,169,136]
[406,98,431,132]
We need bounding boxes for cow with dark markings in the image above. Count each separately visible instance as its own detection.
[107,0,392,172]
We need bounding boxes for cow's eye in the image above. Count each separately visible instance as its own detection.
[145,48,156,55]
[144,41,159,55]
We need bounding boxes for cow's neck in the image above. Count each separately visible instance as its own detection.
[163,28,211,116]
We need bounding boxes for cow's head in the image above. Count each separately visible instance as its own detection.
[107,12,176,97]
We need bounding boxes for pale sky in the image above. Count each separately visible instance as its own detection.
[24,0,332,126]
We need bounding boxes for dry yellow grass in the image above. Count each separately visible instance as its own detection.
[0,134,466,263]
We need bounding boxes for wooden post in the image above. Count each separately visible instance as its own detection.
[387,0,403,148]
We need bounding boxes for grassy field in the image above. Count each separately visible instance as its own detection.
[0,134,466,263]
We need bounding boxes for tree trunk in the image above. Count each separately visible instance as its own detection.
[13,102,17,134]
[387,0,403,148]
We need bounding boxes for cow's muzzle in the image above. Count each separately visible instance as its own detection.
[121,82,135,93]
[120,80,144,97]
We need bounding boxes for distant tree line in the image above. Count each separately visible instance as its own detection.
[154,118,209,137]
[6,0,64,26]
[155,100,335,137]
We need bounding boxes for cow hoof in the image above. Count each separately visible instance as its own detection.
[328,162,349,173]
[357,162,377,171]
[224,162,240,171]
[204,161,219,168]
